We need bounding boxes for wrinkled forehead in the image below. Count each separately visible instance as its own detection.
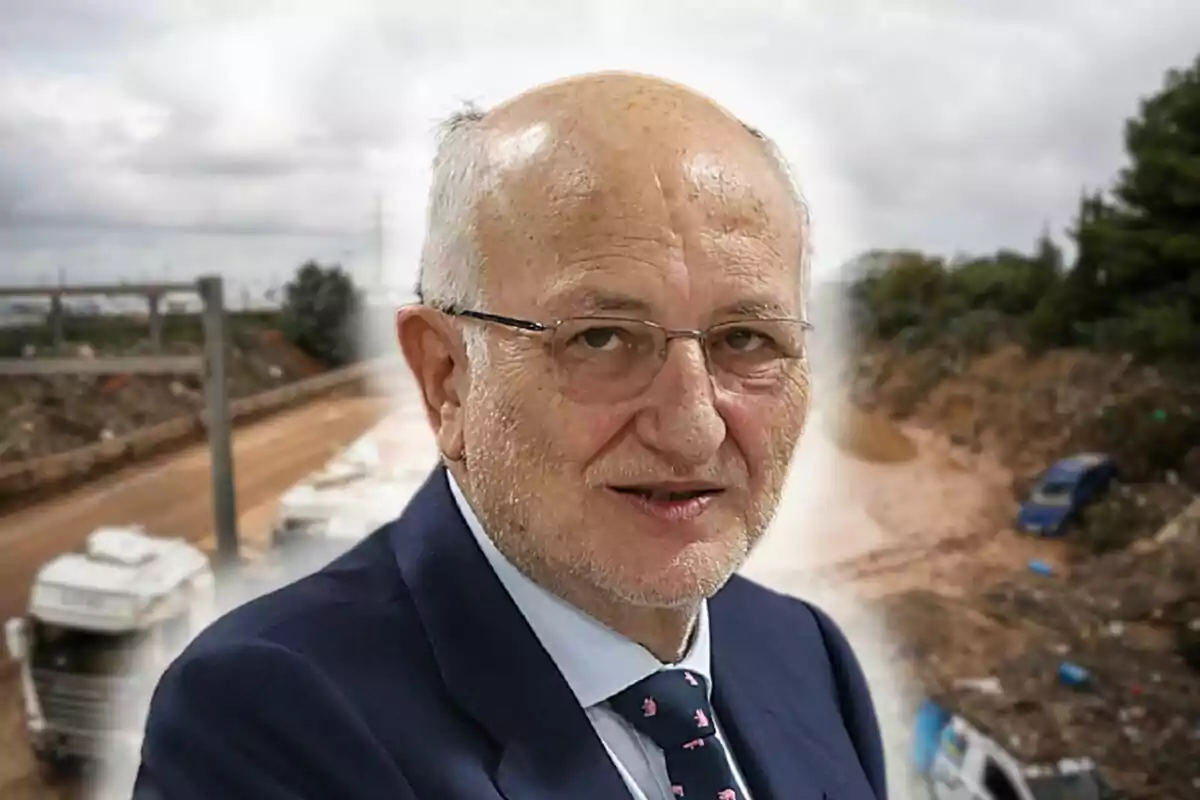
[474,114,805,315]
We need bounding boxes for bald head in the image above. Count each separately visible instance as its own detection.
[417,71,808,311]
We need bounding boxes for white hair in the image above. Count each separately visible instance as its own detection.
[418,105,490,307]
[416,104,811,327]
[417,105,492,360]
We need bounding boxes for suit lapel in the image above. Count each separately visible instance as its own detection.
[390,467,631,800]
[710,580,835,800]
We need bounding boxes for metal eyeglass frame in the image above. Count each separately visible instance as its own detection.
[433,305,815,352]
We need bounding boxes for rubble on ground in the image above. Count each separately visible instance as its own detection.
[0,330,326,464]
[878,500,1200,799]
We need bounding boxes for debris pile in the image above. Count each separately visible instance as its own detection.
[0,330,326,464]
[880,500,1200,799]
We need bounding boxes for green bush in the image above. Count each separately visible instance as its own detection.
[949,309,1012,355]
[1096,301,1196,358]
[279,261,361,367]
[1074,490,1164,555]
[1075,393,1200,482]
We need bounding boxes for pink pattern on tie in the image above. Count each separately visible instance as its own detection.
[682,738,706,750]
[672,786,685,797]
[684,672,699,686]
[642,697,658,717]
[694,709,710,728]
[717,790,737,800]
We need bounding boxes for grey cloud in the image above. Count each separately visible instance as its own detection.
[1,1,1199,283]
[0,0,171,60]
[0,225,373,293]
[678,1,1200,255]
[126,128,363,178]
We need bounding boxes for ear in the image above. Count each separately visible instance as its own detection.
[396,306,467,461]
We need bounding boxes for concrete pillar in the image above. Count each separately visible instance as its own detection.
[198,275,240,569]
[148,292,163,351]
[49,293,64,349]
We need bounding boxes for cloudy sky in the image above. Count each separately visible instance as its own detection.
[2,0,1198,297]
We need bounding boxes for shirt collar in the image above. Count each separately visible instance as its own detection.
[446,471,712,709]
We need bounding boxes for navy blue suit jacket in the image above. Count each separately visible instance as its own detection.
[134,467,886,799]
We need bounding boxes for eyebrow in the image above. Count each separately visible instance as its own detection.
[715,298,793,318]
[547,289,793,320]
[548,288,655,315]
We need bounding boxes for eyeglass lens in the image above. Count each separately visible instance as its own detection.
[547,317,808,403]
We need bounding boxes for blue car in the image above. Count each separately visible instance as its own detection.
[1016,453,1116,537]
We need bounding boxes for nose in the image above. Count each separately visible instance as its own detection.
[634,337,726,467]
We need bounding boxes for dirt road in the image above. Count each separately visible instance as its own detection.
[0,393,387,799]
[745,411,1064,599]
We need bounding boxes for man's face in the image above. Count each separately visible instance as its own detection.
[457,111,810,611]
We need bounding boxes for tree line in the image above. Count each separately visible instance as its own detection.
[848,52,1200,363]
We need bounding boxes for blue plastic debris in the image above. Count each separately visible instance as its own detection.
[1058,662,1091,688]
[1029,559,1055,576]
[912,699,951,775]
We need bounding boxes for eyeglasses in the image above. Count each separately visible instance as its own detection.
[436,305,812,404]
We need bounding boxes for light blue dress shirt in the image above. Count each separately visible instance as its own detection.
[447,473,754,800]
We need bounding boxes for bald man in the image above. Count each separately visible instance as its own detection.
[134,73,886,800]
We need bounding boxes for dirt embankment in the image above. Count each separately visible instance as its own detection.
[1,325,325,465]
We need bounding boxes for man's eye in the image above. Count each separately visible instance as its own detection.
[576,327,625,351]
[719,328,769,352]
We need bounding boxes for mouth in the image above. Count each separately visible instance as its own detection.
[606,483,726,524]
[608,484,725,502]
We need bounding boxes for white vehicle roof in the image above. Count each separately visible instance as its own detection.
[278,410,437,531]
[334,412,435,479]
[1057,452,1108,472]
[281,475,406,517]
[30,526,211,633]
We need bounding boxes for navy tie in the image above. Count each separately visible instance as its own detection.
[608,669,743,800]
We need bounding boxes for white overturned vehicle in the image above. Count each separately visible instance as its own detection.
[913,700,1120,800]
[4,526,214,776]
